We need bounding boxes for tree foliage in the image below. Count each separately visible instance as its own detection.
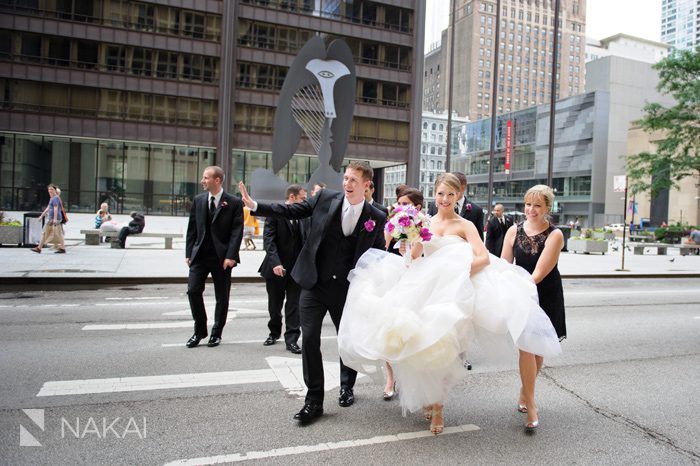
[626,47,700,197]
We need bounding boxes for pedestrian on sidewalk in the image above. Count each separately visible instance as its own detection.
[243,206,259,250]
[259,184,307,354]
[31,184,66,254]
[185,166,244,348]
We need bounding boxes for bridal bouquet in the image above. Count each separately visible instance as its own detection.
[385,205,432,265]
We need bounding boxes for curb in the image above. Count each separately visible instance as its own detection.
[1,274,699,289]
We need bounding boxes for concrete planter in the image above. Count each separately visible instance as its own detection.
[594,231,615,240]
[568,238,608,254]
[0,225,22,246]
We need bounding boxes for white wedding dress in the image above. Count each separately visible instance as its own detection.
[338,234,561,413]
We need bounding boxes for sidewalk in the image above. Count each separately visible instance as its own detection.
[1,213,699,284]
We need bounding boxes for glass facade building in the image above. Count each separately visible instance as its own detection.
[452,91,610,226]
[0,1,424,214]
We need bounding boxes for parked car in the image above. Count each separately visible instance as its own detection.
[606,223,625,231]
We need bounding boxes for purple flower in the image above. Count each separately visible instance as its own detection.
[385,222,395,233]
[419,227,432,242]
[364,219,376,232]
[465,203,472,212]
[398,216,411,227]
[220,201,228,208]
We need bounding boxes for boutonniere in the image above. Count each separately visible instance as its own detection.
[220,201,228,208]
[465,203,472,212]
[363,219,376,232]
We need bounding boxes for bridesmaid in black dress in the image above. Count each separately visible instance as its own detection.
[502,184,566,432]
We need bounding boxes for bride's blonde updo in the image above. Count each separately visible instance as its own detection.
[524,184,554,211]
[434,173,461,194]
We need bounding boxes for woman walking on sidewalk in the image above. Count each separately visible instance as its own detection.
[31,184,66,254]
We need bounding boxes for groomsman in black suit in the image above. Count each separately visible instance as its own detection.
[185,166,244,348]
[259,184,307,354]
[364,180,389,217]
[485,203,513,257]
[429,172,484,240]
[239,162,387,423]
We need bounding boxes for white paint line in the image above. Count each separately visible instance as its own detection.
[37,369,278,397]
[163,424,481,465]
[693,316,700,320]
[105,296,169,301]
[565,289,700,296]
[82,317,234,330]
[161,335,337,348]
[161,309,266,316]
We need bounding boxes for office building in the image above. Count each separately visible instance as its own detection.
[0,1,424,215]
[423,0,586,121]
[661,0,700,50]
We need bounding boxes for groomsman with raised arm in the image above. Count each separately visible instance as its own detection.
[185,166,244,348]
[239,161,386,424]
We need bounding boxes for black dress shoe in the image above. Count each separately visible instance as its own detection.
[293,403,323,423]
[263,336,277,346]
[286,343,302,354]
[207,336,221,347]
[186,334,205,348]
[338,388,354,407]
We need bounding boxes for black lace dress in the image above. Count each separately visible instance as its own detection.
[513,222,567,340]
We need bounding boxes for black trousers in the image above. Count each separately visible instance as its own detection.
[265,276,301,345]
[117,227,132,247]
[187,252,232,338]
[299,279,357,405]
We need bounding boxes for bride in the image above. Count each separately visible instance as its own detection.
[338,173,561,434]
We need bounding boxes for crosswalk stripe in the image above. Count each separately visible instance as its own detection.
[161,335,337,348]
[163,424,481,465]
[82,317,233,330]
[37,370,278,396]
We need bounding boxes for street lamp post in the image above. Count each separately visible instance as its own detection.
[547,0,561,187]
[487,0,502,214]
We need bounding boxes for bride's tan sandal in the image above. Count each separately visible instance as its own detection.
[430,405,444,435]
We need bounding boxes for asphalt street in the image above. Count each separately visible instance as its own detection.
[0,279,699,465]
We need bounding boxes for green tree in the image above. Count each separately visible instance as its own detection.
[626,47,700,197]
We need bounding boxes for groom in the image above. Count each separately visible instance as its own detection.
[239,161,386,423]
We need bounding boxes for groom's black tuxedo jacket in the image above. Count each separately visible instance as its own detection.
[186,191,244,265]
[255,189,387,290]
[428,197,484,240]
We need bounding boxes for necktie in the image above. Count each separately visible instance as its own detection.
[209,196,216,216]
[500,217,504,225]
[342,206,355,236]
[454,205,460,214]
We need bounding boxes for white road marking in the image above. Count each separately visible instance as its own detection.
[161,309,265,316]
[36,370,278,396]
[161,335,337,348]
[565,289,700,296]
[82,317,234,330]
[106,296,169,301]
[36,356,351,397]
[163,424,481,465]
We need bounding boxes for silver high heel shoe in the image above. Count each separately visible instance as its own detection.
[383,383,396,401]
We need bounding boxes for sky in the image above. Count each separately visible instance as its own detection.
[425,0,662,52]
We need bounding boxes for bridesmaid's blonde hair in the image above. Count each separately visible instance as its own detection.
[434,173,461,194]
[524,185,554,211]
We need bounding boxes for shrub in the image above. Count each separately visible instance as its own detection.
[0,211,21,227]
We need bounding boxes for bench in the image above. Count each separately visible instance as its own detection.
[628,242,700,256]
[628,234,654,243]
[80,229,182,249]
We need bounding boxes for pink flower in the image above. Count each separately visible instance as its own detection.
[364,219,376,232]
[465,203,472,212]
[385,222,395,233]
[220,201,228,208]
[419,227,432,242]
[398,216,411,227]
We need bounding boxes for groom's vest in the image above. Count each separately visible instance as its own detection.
[316,208,358,283]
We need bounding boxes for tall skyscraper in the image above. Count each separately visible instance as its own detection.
[0,1,424,214]
[423,0,586,121]
[661,0,700,50]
